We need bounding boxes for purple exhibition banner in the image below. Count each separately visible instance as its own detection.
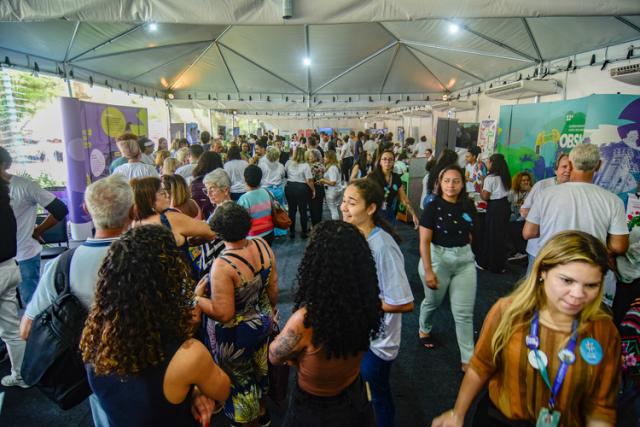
[61,97,148,238]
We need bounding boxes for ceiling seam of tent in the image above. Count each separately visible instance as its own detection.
[63,21,81,63]
[126,44,210,83]
[615,16,640,34]
[376,23,447,91]
[399,40,531,62]
[404,45,484,82]
[311,41,398,95]
[217,42,306,93]
[67,23,145,62]
[74,39,214,62]
[169,25,232,91]
[379,43,401,94]
[521,18,543,63]
[215,42,239,96]
[450,20,538,62]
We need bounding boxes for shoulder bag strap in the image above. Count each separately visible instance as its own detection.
[54,247,77,295]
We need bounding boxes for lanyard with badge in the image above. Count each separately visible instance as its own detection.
[526,311,604,427]
[526,311,578,427]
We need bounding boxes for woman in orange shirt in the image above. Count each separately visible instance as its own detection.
[432,230,621,427]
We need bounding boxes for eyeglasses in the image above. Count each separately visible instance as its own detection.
[203,187,220,195]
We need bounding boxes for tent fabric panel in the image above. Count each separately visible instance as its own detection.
[218,25,308,91]
[314,46,395,95]
[408,47,482,91]
[66,22,140,60]
[381,46,446,94]
[410,45,532,84]
[218,44,305,94]
[168,45,239,94]
[72,23,229,61]
[126,44,219,91]
[309,23,396,92]
[383,20,534,61]
[528,17,640,60]
[76,41,212,82]
[458,18,539,60]
[2,0,640,23]
[0,21,77,61]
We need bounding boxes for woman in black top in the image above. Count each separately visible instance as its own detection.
[369,149,418,226]
[417,165,477,372]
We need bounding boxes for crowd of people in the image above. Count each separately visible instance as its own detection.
[0,126,638,427]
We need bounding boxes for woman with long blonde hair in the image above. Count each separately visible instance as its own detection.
[432,230,621,427]
[319,150,342,220]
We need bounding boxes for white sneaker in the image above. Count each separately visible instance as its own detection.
[1,374,29,388]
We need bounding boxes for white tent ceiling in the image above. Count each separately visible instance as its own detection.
[1,1,639,115]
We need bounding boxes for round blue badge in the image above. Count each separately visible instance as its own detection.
[462,213,472,222]
[579,338,603,365]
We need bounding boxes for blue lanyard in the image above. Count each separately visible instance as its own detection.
[526,311,578,409]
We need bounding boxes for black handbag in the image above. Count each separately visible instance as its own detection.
[21,248,92,410]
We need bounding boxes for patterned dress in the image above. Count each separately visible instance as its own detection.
[207,238,274,424]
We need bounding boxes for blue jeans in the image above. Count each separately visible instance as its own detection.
[360,349,394,427]
[18,255,40,306]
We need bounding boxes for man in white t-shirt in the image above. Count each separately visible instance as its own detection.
[1,149,68,306]
[363,138,378,158]
[412,136,432,158]
[519,154,571,270]
[524,144,629,260]
[21,175,130,425]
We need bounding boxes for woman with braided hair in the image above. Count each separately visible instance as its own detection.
[269,220,383,426]
[81,225,230,427]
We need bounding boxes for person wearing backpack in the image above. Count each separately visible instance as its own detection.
[19,175,133,424]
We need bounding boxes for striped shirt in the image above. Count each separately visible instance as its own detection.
[470,298,620,426]
[237,188,274,238]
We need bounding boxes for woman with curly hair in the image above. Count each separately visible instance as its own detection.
[269,220,382,426]
[81,225,231,427]
[432,231,621,427]
[341,178,414,427]
[194,202,278,427]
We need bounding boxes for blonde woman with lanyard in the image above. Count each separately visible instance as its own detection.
[432,230,621,427]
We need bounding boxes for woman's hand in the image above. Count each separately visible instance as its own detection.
[425,268,439,290]
[431,410,463,427]
[190,386,216,427]
[195,275,209,298]
[411,213,419,230]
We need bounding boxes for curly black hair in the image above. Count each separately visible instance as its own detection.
[294,220,383,360]
[80,225,195,376]
[208,201,251,242]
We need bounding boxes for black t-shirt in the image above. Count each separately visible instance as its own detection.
[420,196,475,247]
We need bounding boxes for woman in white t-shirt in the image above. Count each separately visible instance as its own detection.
[261,147,287,237]
[319,150,342,220]
[223,145,248,201]
[341,178,414,426]
[478,153,511,273]
[112,135,159,180]
[285,146,315,239]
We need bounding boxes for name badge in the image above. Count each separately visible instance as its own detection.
[536,408,560,427]
[579,338,603,365]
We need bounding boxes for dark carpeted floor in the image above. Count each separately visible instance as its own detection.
[0,222,528,426]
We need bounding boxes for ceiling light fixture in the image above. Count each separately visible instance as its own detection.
[148,22,158,32]
[448,23,459,34]
[303,57,311,66]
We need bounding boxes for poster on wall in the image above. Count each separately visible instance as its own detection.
[477,119,497,155]
[397,126,405,142]
[495,94,640,203]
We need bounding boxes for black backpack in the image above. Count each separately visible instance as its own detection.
[21,248,92,409]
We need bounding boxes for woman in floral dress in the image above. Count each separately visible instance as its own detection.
[195,201,278,426]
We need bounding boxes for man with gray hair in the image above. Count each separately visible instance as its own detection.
[523,143,629,258]
[20,174,134,426]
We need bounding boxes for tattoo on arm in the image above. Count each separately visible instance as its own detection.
[270,328,302,364]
